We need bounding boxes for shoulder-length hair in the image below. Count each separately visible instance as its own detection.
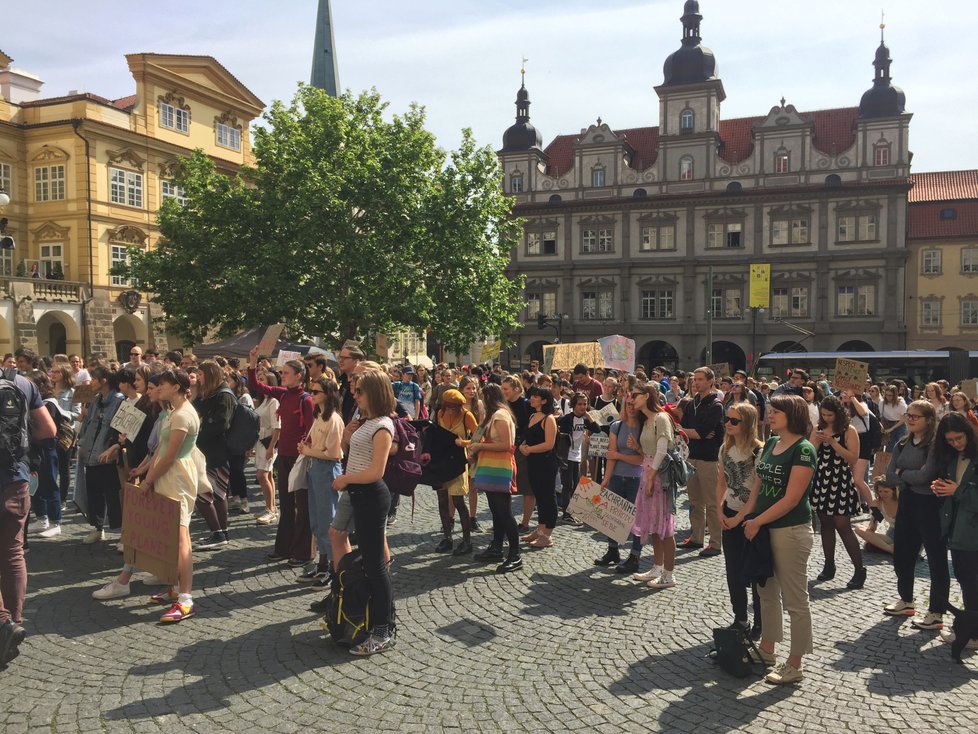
[934,411,978,466]
[722,401,763,454]
[197,360,226,398]
[357,370,395,419]
[817,394,850,435]
[769,393,811,436]
[313,377,340,421]
[480,383,513,428]
[527,385,555,414]
[899,399,937,448]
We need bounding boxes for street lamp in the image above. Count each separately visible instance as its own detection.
[0,187,14,251]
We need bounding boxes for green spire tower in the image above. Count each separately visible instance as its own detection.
[311,0,339,95]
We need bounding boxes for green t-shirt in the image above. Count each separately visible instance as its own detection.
[754,436,816,528]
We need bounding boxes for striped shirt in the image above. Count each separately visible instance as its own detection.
[346,417,394,475]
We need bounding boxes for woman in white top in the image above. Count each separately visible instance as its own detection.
[880,385,908,453]
[629,383,679,590]
[253,373,281,524]
[334,369,396,656]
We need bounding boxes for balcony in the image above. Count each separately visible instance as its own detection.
[0,277,89,303]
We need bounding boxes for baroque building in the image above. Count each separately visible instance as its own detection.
[0,50,263,358]
[499,1,911,373]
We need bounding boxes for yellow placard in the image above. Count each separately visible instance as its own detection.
[542,342,604,372]
[749,263,771,309]
[480,341,502,363]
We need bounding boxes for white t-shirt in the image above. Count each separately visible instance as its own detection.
[346,416,394,475]
[880,399,907,423]
[568,415,587,463]
[73,369,91,385]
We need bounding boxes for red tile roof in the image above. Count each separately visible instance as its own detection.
[542,107,858,176]
[112,94,137,111]
[908,170,978,204]
[908,201,978,239]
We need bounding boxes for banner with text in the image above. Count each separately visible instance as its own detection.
[110,400,147,438]
[567,477,638,544]
[749,263,771,309]
[831,357,870,393]
[543,342,604,373]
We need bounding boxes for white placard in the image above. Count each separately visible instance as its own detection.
[588,433,609,458]
[276,350,301,367]
[110,401,147,439]
[567,478,637,544]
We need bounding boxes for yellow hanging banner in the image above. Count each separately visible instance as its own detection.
[749,263,771,309]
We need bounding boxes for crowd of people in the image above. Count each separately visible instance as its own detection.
[1,346,977,681]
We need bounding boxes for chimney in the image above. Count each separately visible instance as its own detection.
[0,67,45,103]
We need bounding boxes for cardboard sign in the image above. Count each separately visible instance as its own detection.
[276,350,301,367]
[567,477,638,544]
[480,341,502,364]
[707,362,731,379]
[110,401,147,438]
[121,483,180,585]
[598,335,636,373]
[256,323,286,357]
[960,379,978,400]
[587,433,609,458]
[543,342,604,372]
[831,357,870,393]
[72,383,95,404]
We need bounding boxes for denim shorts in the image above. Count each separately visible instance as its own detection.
[331,490,355,534]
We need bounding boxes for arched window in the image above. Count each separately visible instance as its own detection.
[548,194,562,205]
[510,172,524,193]
[873,141,891,166]
[679,156,694,181]
[633,188,648,198]
[680,109,694,134]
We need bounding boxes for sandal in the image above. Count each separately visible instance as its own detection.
[520,529,540,543]
[528,535,554,549]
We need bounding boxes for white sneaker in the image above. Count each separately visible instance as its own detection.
[911,612,944,630]
[240,499,250,513]
[647,571,677,589]
[82,529,105,544]
[883,598,916,616]
[632,564,664,583]
[116,542,124,553]
[31,517,50,533]
[92,580,130,600]
[38,525,62,538]
[940,631,978,650]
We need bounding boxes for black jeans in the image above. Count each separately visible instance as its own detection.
[56,445,72,500]
[486,492,519,555]
[227,453,247,500]
[893,490,949,613]
[347,481,393,629]
[559,460,580,513]
[951,549,978,611]
[721,504,761,623]
[85,463,122,531]
[528,455,558,529]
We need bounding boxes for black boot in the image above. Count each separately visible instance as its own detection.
[474,542,504,561]
[615,554,640,574]
[816,561,836,581]
[497,553,523,573]
[846,566,867,590]
[453,537,473,556]
[435,531,453,553]
[594,547,621,567]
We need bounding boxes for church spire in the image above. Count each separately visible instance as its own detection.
[858,16,906,118]
[501,61,543,152]
[311,0,340,96]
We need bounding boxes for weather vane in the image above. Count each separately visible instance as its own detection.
[880,8,885,40]
[521,56,528,85]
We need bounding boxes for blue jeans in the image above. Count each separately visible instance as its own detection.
[307,458,340,565]
[32,446,61,525]
[607,474,642,556]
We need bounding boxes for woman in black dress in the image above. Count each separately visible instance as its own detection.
[519,386,559,549]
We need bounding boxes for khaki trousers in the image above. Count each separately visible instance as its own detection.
[686,459,720,547]
[757,523,814,657]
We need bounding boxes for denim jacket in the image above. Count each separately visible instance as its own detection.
[78,391,124,466]
[939,455,978,552]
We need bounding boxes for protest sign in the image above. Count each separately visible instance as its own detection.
[543,342,604,372]
[707,362,731,379]
[960,379,978,400]
[256,323,286,357]
[72,383,95,404]
[110,400,147,438]
[749,264,771,309]
[480,340,502,364]
[276,350,301,367]
[567,477,638,544]
[587,433,609,458]
[831,357,870,393]
[599,335,636,373]
[121,483,180,585]
[588,403,619,427]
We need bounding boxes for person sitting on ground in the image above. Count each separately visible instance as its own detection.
[854,479,898,554]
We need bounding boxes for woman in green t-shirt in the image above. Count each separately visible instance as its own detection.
[742,394,816,686]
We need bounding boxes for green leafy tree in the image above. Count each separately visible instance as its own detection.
[124,86,524,352]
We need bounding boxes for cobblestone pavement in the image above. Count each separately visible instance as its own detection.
[4,478,978,734]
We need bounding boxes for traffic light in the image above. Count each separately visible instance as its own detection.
[537,313,547,330]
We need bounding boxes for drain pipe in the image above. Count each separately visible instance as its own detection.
[71,119,94,357]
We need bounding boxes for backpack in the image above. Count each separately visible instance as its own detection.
[219,388,260,455]
[862,410,883,453]
[322,549,396,646]
[384,417,423,497]
[749,387,765,422]
[43,398,76,453]
[0,368,30,475]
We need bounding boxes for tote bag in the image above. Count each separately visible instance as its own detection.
[472,443,516,494]
[288,454,311,493]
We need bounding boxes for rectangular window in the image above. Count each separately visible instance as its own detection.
[962,301,978,326]
[773,218,808,245]
[726,222,742,248]
[839,213,879,242]
[874,146,890,166]
[708,222,743,249]
[921,301,941,327]
[772,287,788,317]
[160,102,189,133]
[109,167,143,208]
[582,228,613,253]
[0,162,10,194]
[640,289,674,320]
[34,165,66,202]
[791,286,808,317]
[511,175,523,193]
[216,123,241,151]
[707,223,723,248]
[837,286,855,316]
[772,220,789,246]
[922,249,942,275]
[859,214,878,241]
[161,180,187,206]
[541,231,557,255]
[640,225,676,251]
[526,292,557,318]
[857,285,875,316]
[962,248,978,274]
[111,244,130,287]
[774,153,789,173]
[679,158,694,181]
[711,287,742,319]
[39,243,63,279]
[582,291,613,320]
[0,248,12,277]
[791,219,808,244]
[591,169,605,187]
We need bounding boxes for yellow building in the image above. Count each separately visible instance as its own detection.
[906,170,978,349]
[0,49,263,358]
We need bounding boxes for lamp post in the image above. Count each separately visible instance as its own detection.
[0,187,14,252]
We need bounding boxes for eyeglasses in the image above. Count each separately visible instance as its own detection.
[906,413,926,421]
[724,416,742,426]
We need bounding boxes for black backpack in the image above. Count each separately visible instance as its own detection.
[0,368,30,475]
[710,626,766,678]
[322,550,396,646]
[218,388,260,455]
[862,410,883,453]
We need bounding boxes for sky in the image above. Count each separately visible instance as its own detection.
[4,0,976,173]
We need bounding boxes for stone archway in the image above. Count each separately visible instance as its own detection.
[638,340,679,375]
[113,313,147,362]
[35,310,81,358]
[837,340,875,352]
[701,341,747,373]
[525,340,552,366]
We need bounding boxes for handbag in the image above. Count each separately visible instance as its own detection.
[288,454,311,493]
[554,432,572,469]
[472,444,516,494]
[709,626,765,678]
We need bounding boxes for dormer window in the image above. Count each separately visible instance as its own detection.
[679,156,694,181]
[873,141,891,166]
[591,168,606,188]
[680,109,694,134]
[774,151,789,174]
[511,174,524,193]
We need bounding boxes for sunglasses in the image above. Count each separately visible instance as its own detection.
[629,391,644,399]
[724,415,742,426]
